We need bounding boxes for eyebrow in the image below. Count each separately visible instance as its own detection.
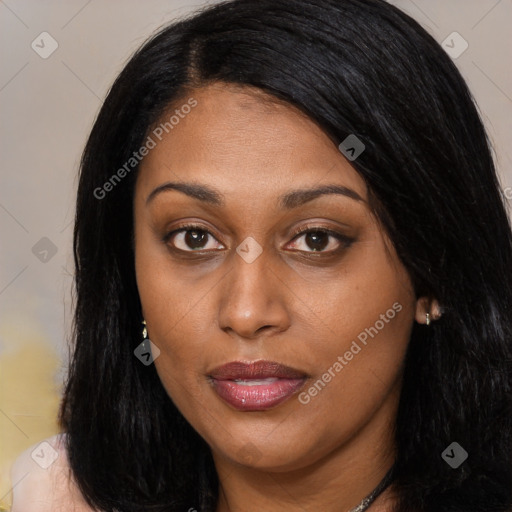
[145,181,364,209]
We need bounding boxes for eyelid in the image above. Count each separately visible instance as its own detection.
[289,223,349,240]
[286,224,354,252]
[161,222,224,250]
[163,221,354,254]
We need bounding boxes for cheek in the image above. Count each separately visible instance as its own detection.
[135,224,212,344]
[134,209,416,455]
[296,238,415,365]
[302,301,413,404]
[134,231,198,385]
[135,251,219,416]
[290,239,415,413]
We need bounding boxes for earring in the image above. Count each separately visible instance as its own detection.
[425,313,431,326]
[142,319,149,341]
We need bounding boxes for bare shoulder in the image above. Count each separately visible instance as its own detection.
[10,433,97,512]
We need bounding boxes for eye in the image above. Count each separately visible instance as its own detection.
[163,224,224,252]
[287,226,354,253]
[163,223,354,255]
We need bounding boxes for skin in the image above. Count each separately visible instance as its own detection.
[133,82,441,511]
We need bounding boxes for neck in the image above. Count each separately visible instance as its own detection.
[213,384,399,512]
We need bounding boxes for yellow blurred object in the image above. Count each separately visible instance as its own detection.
[0,322,62,511]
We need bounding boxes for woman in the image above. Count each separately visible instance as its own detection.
[10,0,512,510]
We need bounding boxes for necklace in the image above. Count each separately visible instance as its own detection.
[347,465,396,512]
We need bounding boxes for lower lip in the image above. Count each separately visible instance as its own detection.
[211,378,306,411]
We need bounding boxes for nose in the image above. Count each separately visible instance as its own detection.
[217,247,291,340]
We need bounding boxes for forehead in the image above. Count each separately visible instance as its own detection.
[135,82,368,204]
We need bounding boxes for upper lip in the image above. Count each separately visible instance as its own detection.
[209,360,308,380]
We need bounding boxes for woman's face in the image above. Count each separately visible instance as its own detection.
[134,82,421,473]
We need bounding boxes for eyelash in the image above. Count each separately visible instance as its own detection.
[162,222,354,255]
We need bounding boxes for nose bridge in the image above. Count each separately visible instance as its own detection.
[232,246,271,299]
[217,239,290,338]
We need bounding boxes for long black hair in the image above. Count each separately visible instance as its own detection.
[58,0,512,510]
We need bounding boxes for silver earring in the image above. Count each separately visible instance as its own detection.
[142,319,149,341]
[425,313,431,326]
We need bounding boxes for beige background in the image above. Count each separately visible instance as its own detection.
[0,0,511,509]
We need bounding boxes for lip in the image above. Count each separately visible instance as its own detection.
[208,360,308,411]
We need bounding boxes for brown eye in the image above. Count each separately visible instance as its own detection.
[288,228,354,254]
[302,231,330,251]
[164,225,225,252]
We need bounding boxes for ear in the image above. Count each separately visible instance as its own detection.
[414,296,442,325]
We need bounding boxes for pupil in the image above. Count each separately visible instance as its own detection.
[306,231,328,251]
[185,230,207,249]
[182,230,329,251]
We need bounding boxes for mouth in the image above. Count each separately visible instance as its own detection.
[208,360,308,411]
